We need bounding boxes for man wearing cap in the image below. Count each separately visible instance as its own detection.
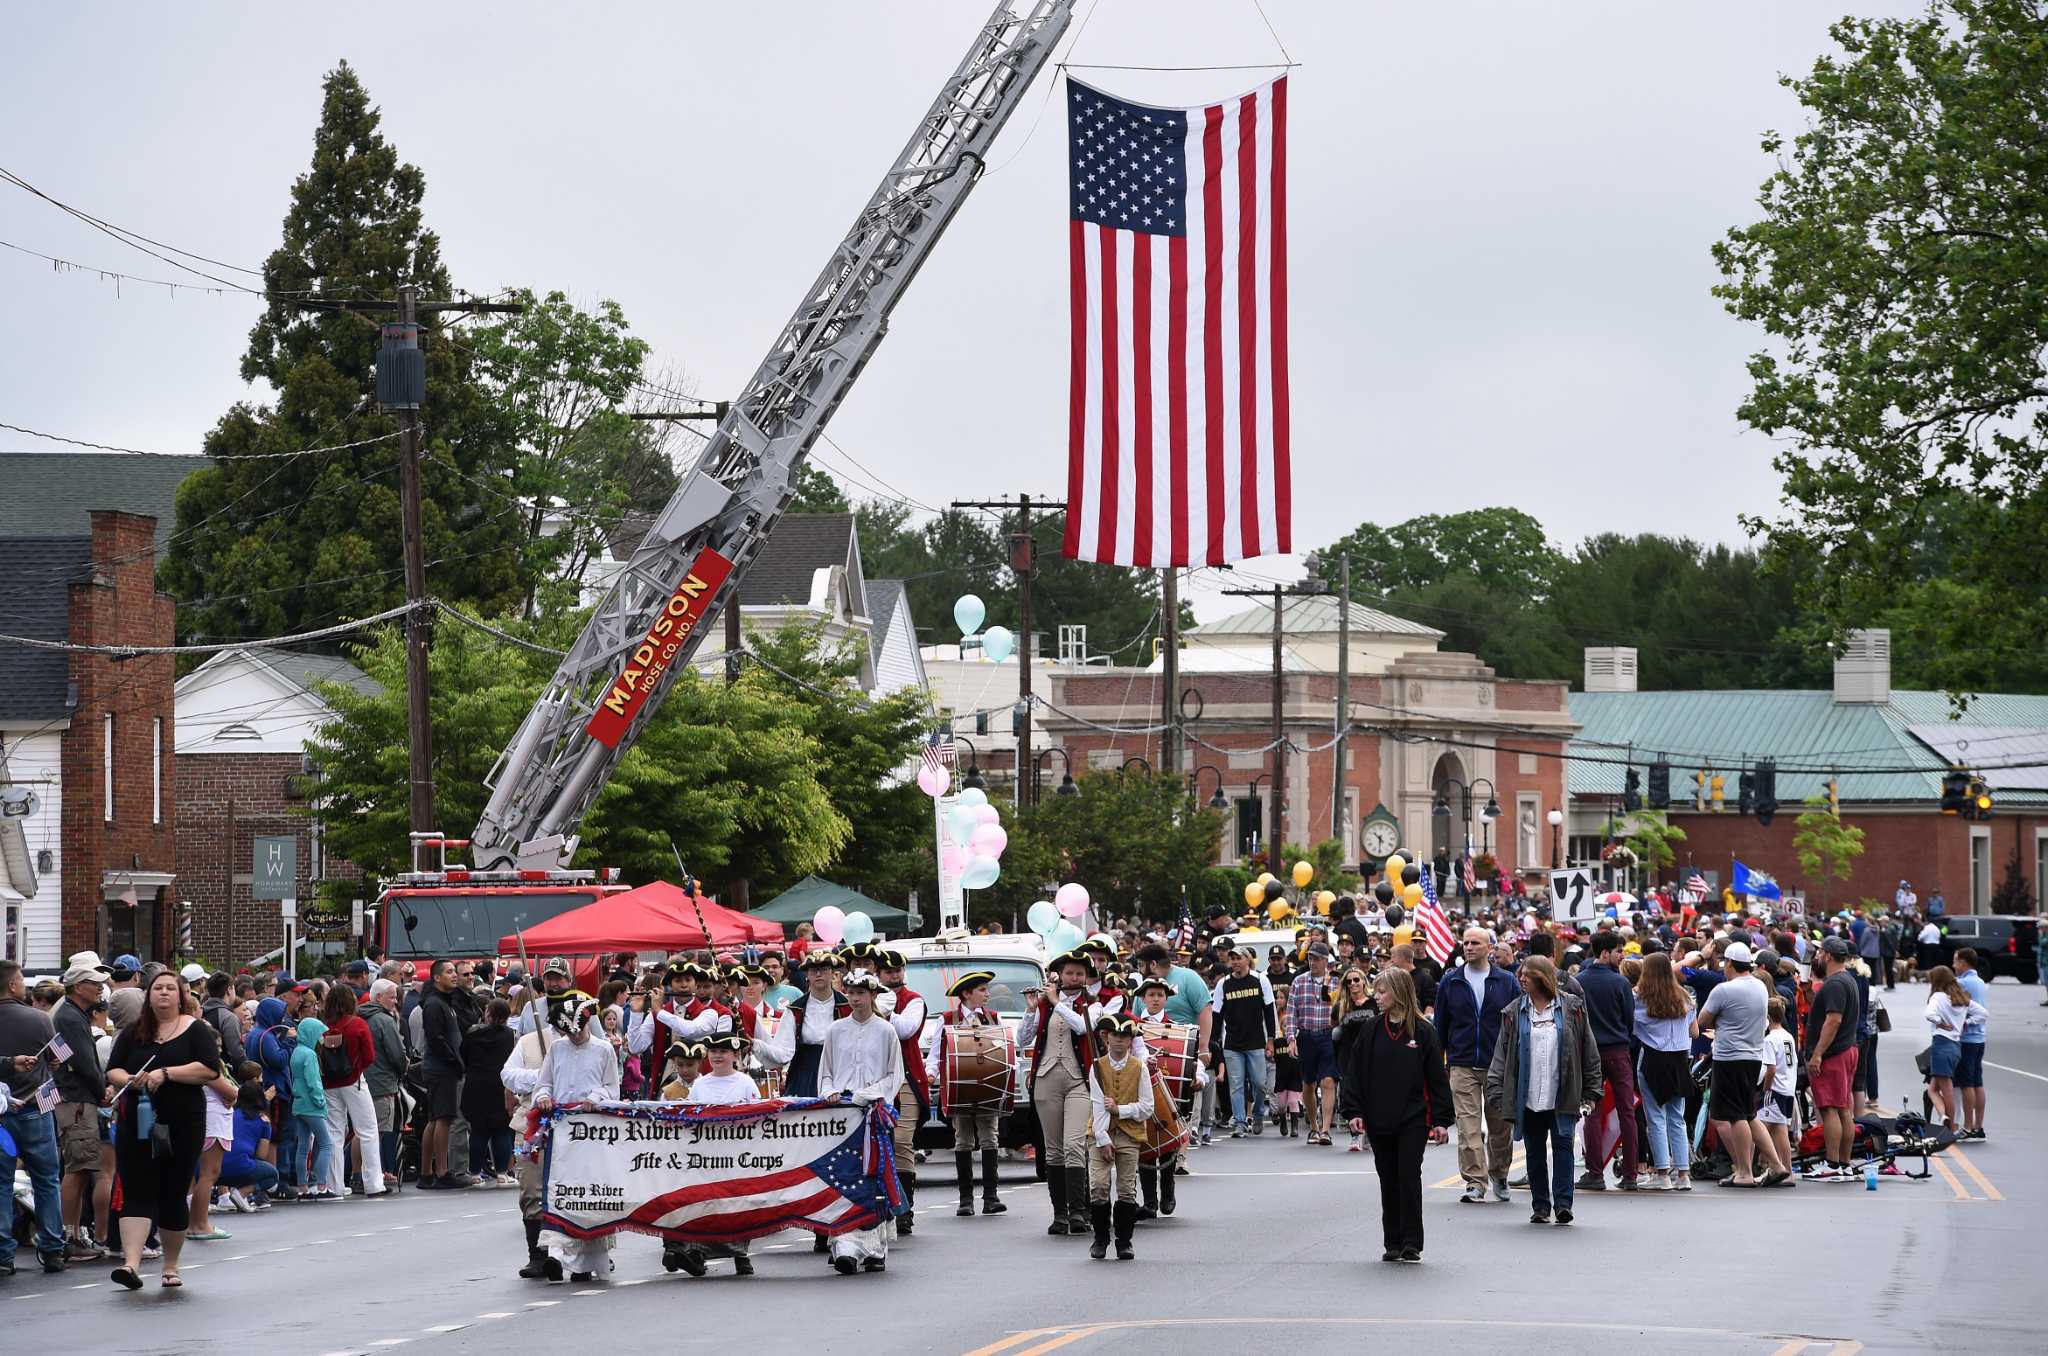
[756,951,848,1100]
[0,958,68,1276]
[1697,941,1790,1187]
[1085,1012,1150,1261]
[816,970,905,1275]
[1285,942,1339,1145]
[513,958,578,1037]
[930,971,1008,1219]
[52,959,112,1260]
[873,948,930,1235]
[105,955,144,1031]
[1211,947,1277,1137]
[1802,936,1862,1180]
[1018,950,1099,1236]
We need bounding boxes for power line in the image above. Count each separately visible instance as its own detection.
[0,163,267,277]
[0,236,235,297]
[0,599,418,657]
[0,420,399,460]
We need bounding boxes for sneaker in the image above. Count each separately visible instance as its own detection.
[1347,1134,1363,1153]
[1399,1248,1422,1263]
[1555,1208,1573,1225]
[1576,1170,1607,1191]
[188,1228,232,1242]
[1960,1128,1986,1141]
[223,1190,253,1215]
[1250,1117,1264,1136]
[1491,1176,1510,1202]
[1229,1123,1245,1139]
[65,1237,106,1262]
[1618,1176,1640,1192]
[1640,1170,1670,1191]
[1460,1184,1487,1204]
[249,1194,274,1212]
[1671,1172,1693,1192]
[1800,1162,1838,1180]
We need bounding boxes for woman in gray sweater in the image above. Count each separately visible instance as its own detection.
[1484,956,1601,1225]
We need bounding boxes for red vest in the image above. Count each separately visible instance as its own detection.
[735,1002,759,1040]
[890,984,932,1105]
[1029,990,1097,1075]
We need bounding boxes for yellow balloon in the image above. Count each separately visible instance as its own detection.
[1382,854,1406,885]
[1268,900,1292,922]
[1314,890,1335,916]
[1258,872,1276,886]
[1402,882,1424,907]
[1291,860,1314,889]
[1243,880,1263,909]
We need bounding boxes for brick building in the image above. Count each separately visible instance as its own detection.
[175,650,377,968]
[1566,633,2048,915]
[0,511,178,968]
[1039,594,1577,878]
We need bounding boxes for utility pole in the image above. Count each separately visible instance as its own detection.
[1331,553,1350,843]
[1160,567,1180,775]
[952,494,1065,805]
[359,290,523,836]
[1223,576,1338,862]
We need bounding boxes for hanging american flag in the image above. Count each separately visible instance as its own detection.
[1415,863,1457,966]
[1063,76,1290,567]
[1461,853,1478,898]
[1685,872,1709,898]
[921,733,955,780]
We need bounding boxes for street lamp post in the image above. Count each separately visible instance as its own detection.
[1547,806,1564,870]
[954,735,986,793]
[1430,776,1501,859]
[1188,765,1231,811]
[1034,746,1079,799]
[1120,756,1153,775]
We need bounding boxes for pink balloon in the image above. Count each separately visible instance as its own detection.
[974,804,1001,826]
[1055,882,1089,917]
[812,905,846,945]
[916,763,950,797]
[939,844,964,875]
[969,823,1008,859]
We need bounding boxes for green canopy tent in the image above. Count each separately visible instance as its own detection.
[753,876,921,936]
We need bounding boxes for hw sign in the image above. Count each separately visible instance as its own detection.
[252,837,296,901]
[584,548,735,749]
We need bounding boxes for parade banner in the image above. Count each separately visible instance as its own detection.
[537,1097,903,1245]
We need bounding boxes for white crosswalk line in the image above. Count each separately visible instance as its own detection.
[71,1282,99,1290]
[422,1324,468,1334]
[524,1300,560,1308]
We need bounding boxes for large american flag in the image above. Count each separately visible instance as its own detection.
[1416,863,1457,966]
[1063,77,1291,567]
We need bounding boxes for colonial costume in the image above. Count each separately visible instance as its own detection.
[756,951,848,1097]
[625,962,729,1089]
[1018,950,1099,1236]
[876,948,930,1234]
[1087,1013,1150,1260]
[530,998,621,1282]
[1133,976,1179,1219]
[665,1031,761,1278]
[815,971,906,1275]
[499,1014,555,1279]
[927,970,1008,1217]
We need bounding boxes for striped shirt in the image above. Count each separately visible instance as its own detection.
[1285,969,1333,1038]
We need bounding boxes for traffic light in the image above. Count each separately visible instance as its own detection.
[1966,777,1993,822]
[1737,769,1755,817]
[1691,770,1707,810]
[1828,777,1840,817]
[1940,767,1970,815]
[1623,767,1642,813]
[1647,761,1671,810]
[1709,773,1726,811]
[1755,759,1778,827]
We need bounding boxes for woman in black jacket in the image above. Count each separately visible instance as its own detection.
[1337,968,1453,1263]
[459,999,518,1183]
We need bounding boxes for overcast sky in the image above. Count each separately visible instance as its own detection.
[2,1,1918,625]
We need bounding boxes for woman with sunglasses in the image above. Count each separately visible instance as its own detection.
[1329,965,1377,1152]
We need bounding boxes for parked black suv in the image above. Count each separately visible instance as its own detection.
[1927,914,2040,983]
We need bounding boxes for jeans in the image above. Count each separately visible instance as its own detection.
[469,1128,514,1178]
[0,1109,66,1261]
[293,1113,334,1190]
[274,1111,301,1186]
[1597,1047,1640,1181]
[1521,1107,1578,1214]
[1637,1064,1690,1172]
[217,1158,280,1193]
[1223,1047,1269,1126]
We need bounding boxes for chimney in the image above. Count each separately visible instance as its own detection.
[1583,647,1638,693]
[1833,628,1891,705]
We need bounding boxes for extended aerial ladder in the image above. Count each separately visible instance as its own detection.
[468,0,1074,871]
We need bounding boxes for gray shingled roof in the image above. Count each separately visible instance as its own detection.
[1194,592,1442,639]
[0,537,90,723]
[733,513,860,608]
[0,454,210,551]
[864,577,905,639]
[246,649,380,698]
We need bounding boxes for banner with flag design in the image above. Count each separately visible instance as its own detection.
[538,1097,902,1246]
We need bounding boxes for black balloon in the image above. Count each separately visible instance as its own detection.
[1373,879,1395,905]
[1264,879,1288,904]
[1402,863,1421,886]
[1385,903,1405,927]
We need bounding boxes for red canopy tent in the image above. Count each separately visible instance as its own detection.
[496,880,782,956]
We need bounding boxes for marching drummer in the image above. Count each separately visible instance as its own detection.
[932,970,1010,1219]
[1086,1012,1151,1261]
[665,1030,760,1279]
[1132,976,1180,1220]
[1082,936,1125,1015]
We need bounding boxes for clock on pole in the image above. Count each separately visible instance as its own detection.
[1361,803,1401,869]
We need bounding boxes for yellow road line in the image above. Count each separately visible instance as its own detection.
[1945,1145,2002,1202]
[1011,1331,1103,1356]
[1432,1148,1522,1189]
[960,1331,1066,1356]
[1768,1342,1813,1356]
[1929,1153,1972,1201]
[1825,1342,1864,1356]
[961,1315,1863,1354]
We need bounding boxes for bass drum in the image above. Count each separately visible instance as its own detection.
[939,1023,1018,1118]
[1136,1062,1189,1166]
[1138,1020,1198,1115]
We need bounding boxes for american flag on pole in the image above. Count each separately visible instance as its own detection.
[1685,872,1709,898]
[1415,863,1457,966]
[1460,853,1478,898]
[921,733,956,780]
[1063,77,1290,566]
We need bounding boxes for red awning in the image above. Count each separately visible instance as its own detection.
[496,879,781,956]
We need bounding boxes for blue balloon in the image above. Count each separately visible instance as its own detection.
[982,625,1014,664]
[947,804,982,843]
[957,787,988,808]
[954,594,986,636]
[1046,921,1084,954]
[962,855,1001,890]
[1027,900,1059,935]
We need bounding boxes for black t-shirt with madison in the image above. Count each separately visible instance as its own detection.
[1806,970,1861,1058]
[1214,971,1276,1051]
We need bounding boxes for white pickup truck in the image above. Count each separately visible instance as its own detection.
[892,930,1047,1150]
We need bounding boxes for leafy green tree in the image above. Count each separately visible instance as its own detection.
[790,464,852,513]
[462,289,674,616]
[162,62,524,641]
[1714,0,2048,667]
[983,770,1224,921]
[1619,811,1687,886]
[1988,842,2031,914]
[1311,508,1563,599]
[1792,795,1867,910]
[1276,839,1363,902]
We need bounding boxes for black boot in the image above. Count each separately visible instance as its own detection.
[1088,1200,1110,1260]
[955,1152,976,1217]
[980,1149,1007,1213]
[1159,1164,1177,1216]
[895,1171,915,1236]
[1113,1200,1137,1260]
[1064,1166,1091,1236]
[518,1221,550,1279]
[1046,1163,1070,1235]
[1137,1167,1159,1220]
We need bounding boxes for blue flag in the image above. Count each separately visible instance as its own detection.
[1730,860,1782,901]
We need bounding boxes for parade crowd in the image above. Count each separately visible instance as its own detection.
[2,883,2036,1286]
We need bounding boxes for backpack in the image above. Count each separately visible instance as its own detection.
[317,1032,354,1083]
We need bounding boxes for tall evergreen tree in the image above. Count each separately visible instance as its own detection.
[162,62,524,641]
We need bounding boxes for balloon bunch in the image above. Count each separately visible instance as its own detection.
[954,594,1015,663]
[939,786,1006,890]
[1029,884,1090,953]
[811,905,876,946]
[1368,852,1427,928]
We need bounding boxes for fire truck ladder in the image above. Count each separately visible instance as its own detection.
[471,0,1074,870]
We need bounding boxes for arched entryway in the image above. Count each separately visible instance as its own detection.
[1429,751,1466,866]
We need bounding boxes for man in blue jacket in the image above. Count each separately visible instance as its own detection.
[1433,927,1520,1203]
[1576,930,1639,1190]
